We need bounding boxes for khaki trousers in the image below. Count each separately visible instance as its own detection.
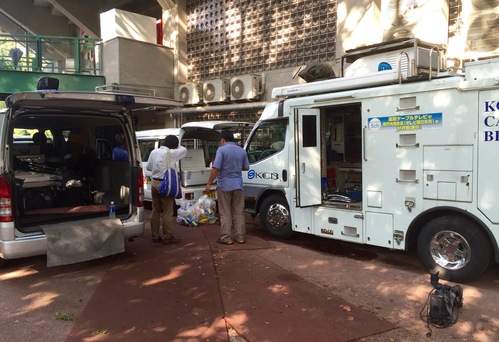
[150,179,175,239]
[217,188,245,241]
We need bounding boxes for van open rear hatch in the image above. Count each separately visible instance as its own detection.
[0,89,182,266]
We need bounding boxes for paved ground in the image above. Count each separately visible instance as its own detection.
[0,210,498,342]
[65,220,395,342]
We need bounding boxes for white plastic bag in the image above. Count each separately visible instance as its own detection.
[176,200,198,226]
[193,195,217,224]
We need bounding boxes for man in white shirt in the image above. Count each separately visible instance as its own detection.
[146,135,187,244]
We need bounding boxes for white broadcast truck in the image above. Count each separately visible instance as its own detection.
[243,39,499,283]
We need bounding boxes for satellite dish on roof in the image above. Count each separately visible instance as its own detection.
[298,62,336,82]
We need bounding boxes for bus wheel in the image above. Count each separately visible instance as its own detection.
[417,216,492,283]
[259,194,293,239]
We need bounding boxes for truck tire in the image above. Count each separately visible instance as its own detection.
[417,216,492,283]
[259,194,294,238]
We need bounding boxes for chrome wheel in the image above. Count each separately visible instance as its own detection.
[265,203,290,231]
[429,230,470,270]
[260,194,293,238]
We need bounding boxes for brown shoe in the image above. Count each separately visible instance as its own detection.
[236,239,246,244]
[216,238,233,245]
[162,236,181,244]
[152,236,163,243]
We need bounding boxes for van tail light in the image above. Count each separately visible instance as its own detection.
[137,168,145,208]
[0,176,13,222]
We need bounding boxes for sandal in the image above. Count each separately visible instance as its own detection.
[216,238,233,245]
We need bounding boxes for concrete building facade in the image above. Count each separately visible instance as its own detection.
[1,0,498,129]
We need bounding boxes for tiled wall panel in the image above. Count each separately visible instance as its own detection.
[186,0,337,82]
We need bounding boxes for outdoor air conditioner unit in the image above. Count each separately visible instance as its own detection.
[230,74,263,101]
[462,0,499,59]
[178,83,202,105]
[203,79,229,103]
[343,40,444,78]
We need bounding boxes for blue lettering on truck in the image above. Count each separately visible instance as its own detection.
[247,170,279,180]
[485,101,499,112]
[483,101,499,141]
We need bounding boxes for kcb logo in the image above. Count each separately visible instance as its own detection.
[247,169,279,180]
[248,170,256,179]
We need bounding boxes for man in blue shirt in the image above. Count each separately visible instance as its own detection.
[205,130,249,245]
[112,133,128,161]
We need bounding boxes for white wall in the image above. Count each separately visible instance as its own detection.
[100,8,157,44]
[103,37,175,98]
[336,0,449,59]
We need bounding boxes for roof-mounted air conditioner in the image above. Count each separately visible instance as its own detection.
[342,39,444,78]
[230,74,264,101]
[203,79,230,103]
[177,83,202,105]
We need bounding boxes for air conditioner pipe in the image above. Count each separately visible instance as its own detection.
[163,101,271,115]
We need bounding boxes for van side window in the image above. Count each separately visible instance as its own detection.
[246,120,287,163]
[96,138,113,160]
[138,139,156,162]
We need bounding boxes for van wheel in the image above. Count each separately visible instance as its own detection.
[259,194,293,238]
[417,216,492,283]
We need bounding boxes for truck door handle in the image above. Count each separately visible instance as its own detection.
[301,162,305,173]
[363,126,367,161]
[396,178,419,184]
